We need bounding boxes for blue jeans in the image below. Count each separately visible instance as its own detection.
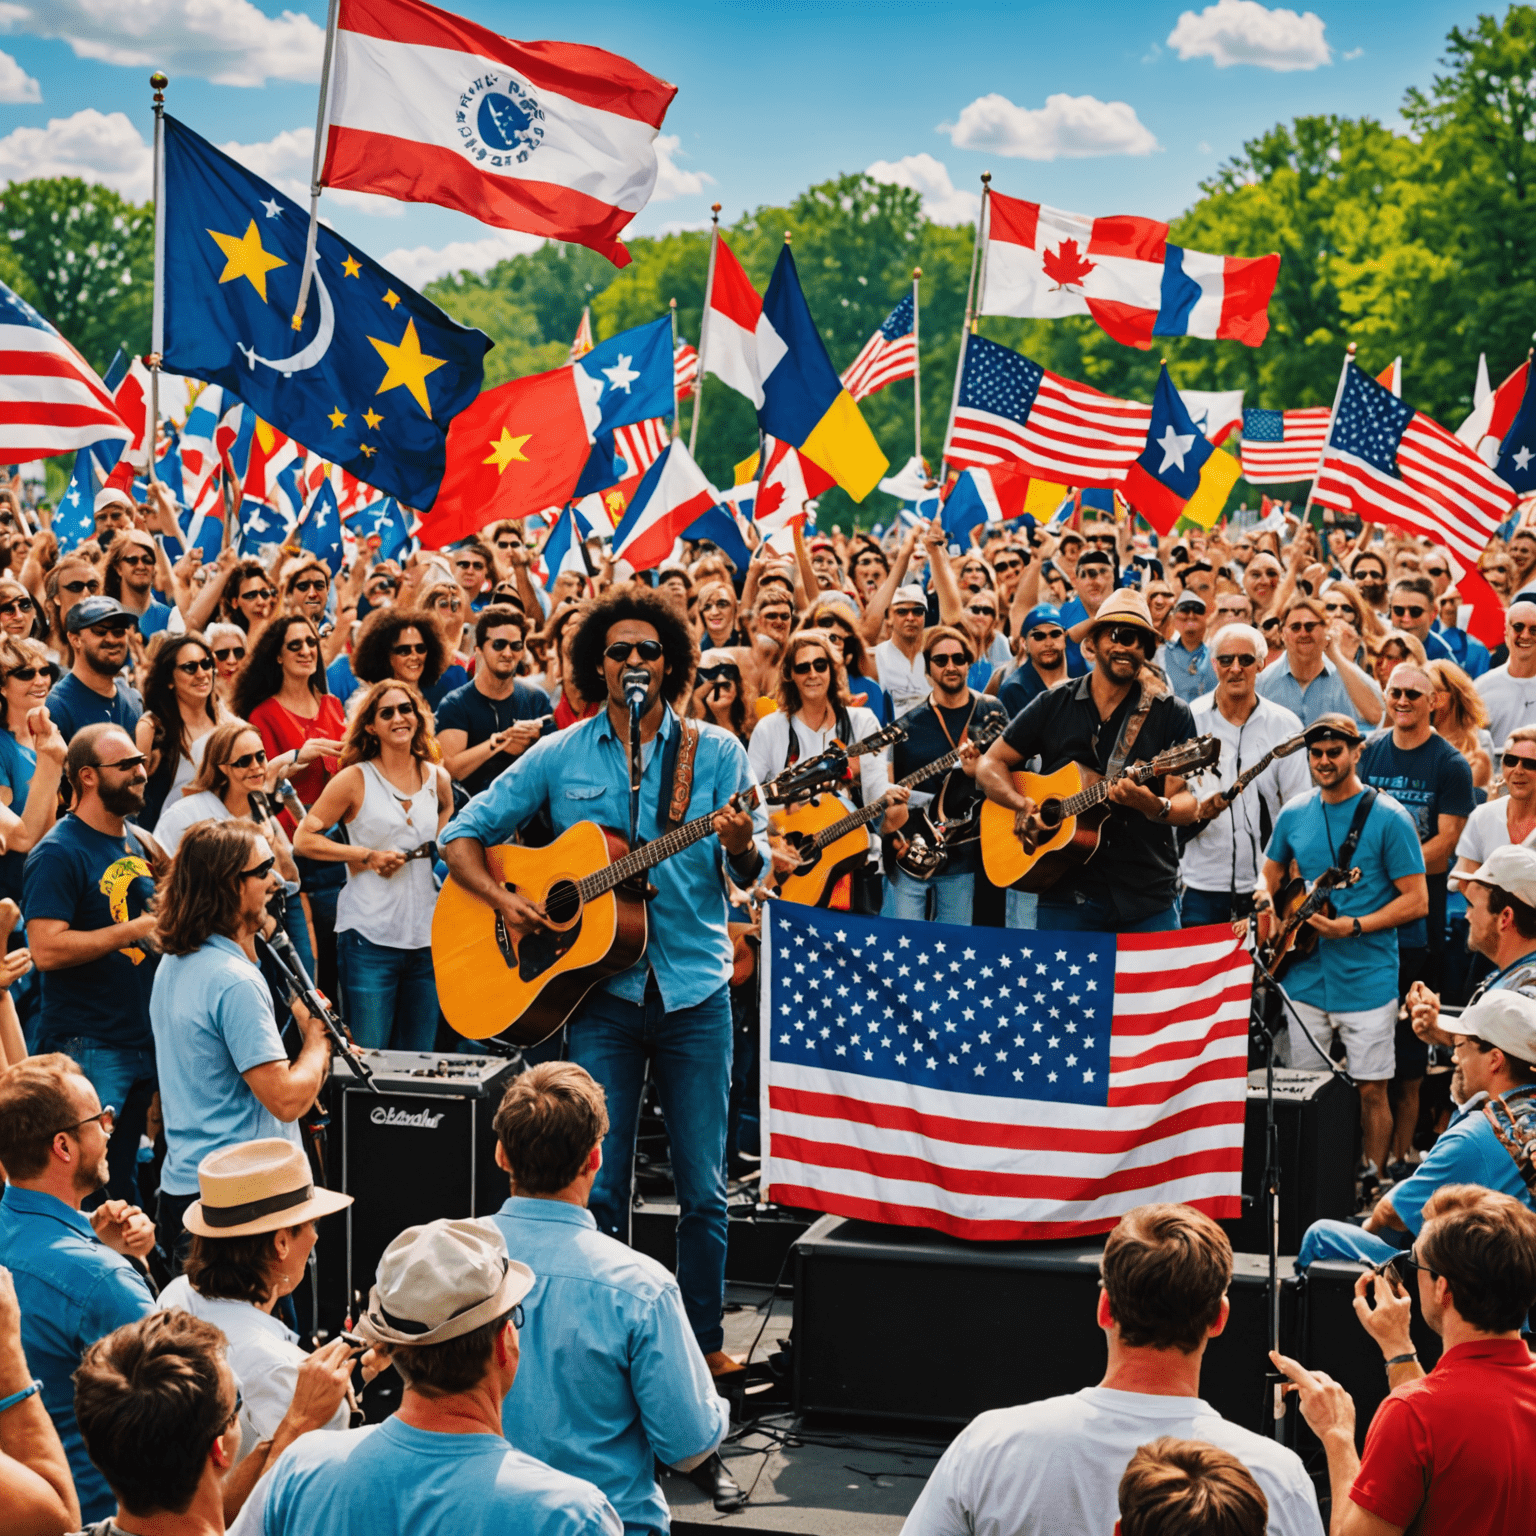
[336,930,439,1051]
[1298,1218,1408,1269]
[54,1038,156,1205]
[1005,889,1038,929]
[568,979,732,1352]
[1182,887,1242,927]
[1037,894,1181,933]
[881,866,974,925]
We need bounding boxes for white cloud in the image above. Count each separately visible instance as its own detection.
[939,93,1159,160]
[381,231,544,289]
[0,0,323,86]
[0,47,38,102]
[0,109,151,199]
[651,135,712,201]
[1167,0,1330,71]
[865,153,979,224]
[216,127,402,217]
[1343,46,1363,60]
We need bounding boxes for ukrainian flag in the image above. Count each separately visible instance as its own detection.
[758,246,888,501]
[1122,366,1241,535]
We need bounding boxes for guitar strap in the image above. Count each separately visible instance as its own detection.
[665,720,699,830]
[1104,679,1157,781]
[1333,786,1378,872]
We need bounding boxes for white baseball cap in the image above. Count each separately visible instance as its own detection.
[1457,990,1536,1064]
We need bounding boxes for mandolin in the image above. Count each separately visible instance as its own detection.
[1257,865,1362,981]
[1176,730,1306,852]
[978,735,1221,892]
[432,785,760,1046]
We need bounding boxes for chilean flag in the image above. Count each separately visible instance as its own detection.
[321,0,676,266]
[611,441,718,572]
[981,190,1279,351]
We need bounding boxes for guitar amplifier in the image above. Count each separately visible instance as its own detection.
[316,1050,519,1333]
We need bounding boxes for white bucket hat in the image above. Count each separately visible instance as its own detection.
[182,1138,352,1239]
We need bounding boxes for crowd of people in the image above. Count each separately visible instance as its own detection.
[0,469,1532,1534]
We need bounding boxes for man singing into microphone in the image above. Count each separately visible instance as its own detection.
[149,819,331,1259]
[443,586,768,1381]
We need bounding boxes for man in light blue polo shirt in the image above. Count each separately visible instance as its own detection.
[1256,713,1426,1195]
[150,821,332,1259]
[490,1063,733,1534]
[1256,594,1383,727]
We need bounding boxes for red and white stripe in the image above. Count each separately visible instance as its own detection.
[841,329,916,403]
[611,440,718,571]
[610,415,669,479]
[700,235,784,409]
[763,927,1250,1241]
[322,0,676,266]
[947,368,1152,489]
[1239,408,1331,484]
[674,341,699,399]
[0,311,132,462]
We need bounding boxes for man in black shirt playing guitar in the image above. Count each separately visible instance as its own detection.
[882,626,1007,925]
[975,590,1202,932]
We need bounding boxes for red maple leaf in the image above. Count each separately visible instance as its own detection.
[1042,239,1096,291]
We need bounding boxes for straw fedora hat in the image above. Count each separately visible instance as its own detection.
[182,1138,352,1239]
[1067,588,1162,646]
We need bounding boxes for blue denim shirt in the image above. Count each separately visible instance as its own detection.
[1256,654,1374,727]
[442,708,767,1011]
[490,1198,727,1536]
[0,1184,154,1521]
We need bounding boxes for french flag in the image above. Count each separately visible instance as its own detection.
[941,464,1030,541]
[700,235,784,409]
[611,441,718,572]
[321,0,676,266]
[980,190,1279,351]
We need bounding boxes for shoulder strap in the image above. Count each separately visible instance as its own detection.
[665,720,699,831]
[1481,1090,1536,1197]
[1338,786,1378,868]
[1105,683,1153,781]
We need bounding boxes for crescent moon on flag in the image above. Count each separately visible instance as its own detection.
[238,261,335,377]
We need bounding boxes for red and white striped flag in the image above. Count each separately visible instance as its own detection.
[674,340,699,399]
[610,416,669,479]
[700,235,778,408]
[0,282,131,462]
[568,307,594,362]
[1239,407,1330,484]
[321,0,677,265]
[841,291,916,403]
[761,905,1251,1240]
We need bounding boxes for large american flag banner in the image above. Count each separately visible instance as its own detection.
[1239,406,1330,483]
[944,335,1151,489]
[761,904,1251,1240]
[841,293,917,403]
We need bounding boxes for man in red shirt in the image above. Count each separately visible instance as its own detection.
[1274,1182,1536,1535]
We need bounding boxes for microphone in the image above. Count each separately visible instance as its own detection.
[622,667,650,710]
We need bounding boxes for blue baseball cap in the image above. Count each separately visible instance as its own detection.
[1022,604,1064,633]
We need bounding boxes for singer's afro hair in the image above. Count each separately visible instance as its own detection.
[567,582,698,709]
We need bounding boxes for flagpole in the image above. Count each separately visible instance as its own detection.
[911,266,922,467]
[291,0,340,331]
[941,172,989,479]
[688,202,721,456]
[669,297,681,441]
[147,71,168,487]
[1300,341,1356,526]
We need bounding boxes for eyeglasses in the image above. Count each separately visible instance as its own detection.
[1099,625,1148,648]
[55,1105,115,1137]
[968,606,997,618]
[0,597,33,617]
[176,656,216,674]
[391,642,429,657]
[1511,621,1536,635]
[223,1387,245,1435]
[495,538,523,551]
[61,579,101,595]
[429,593,463,610]
[604,639,664,663]
[700,598,734,614]
[291,578,328,595]
[1502,752,1536,771]
[892,605,927,617]
[1308,744,1348,760]
[374,701,417,722]
[241,587,277,603]
[4,666,39,682]
[1027,627,1064,642]
[1324,601,1353,615]
[1370,1245,1438,1289]
[1286,620,1322,635]
[213,647,246,663]
[229,749,268,770]
[697,663,741,682]
[1261,617,1280,631]
[485,637,524,653]
[792,656,831,675]
[241,856,276,882]
[284,637,318,653]
[992,557,1024,573]
[368,576,400,592]
[117,553,155,569]
[94,754,148,774]
[929,651,970,668]
[757,609,793,626]
[1214,653,1258,668]
[1387,686,1425,702]
[1390,604,1427,620]
[88,623,134,639]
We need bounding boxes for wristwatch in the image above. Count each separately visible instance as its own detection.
[1352,917,1363,937]
[1156,797,1172,822]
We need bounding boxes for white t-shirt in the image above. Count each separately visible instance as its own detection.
[153,789,231,855]
[1476,665,1536,750]
[901,1387,1324,1536]
[875,639,929,718]
[1456,797,1523,867]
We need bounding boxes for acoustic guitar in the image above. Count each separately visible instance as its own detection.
[978,736,1220,892]
[883,715,1007,881]
[774,717,1005,907]
[763,720,906,805]
[1257,865,1362,981]
[432,786,760,1046]
[1176,730,1306,852]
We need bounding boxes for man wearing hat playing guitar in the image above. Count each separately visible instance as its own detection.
[974,590,1202,933]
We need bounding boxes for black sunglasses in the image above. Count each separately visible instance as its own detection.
[697,663,741,682]
[1371,1245,1437,1289]
[117,552,155,569]
[4,665,39,682]
[604,639,664,663]
[175,656,216,674]
[1028,626,1064,641]
[1308,743,1349,759]
[1099,625,1148,648]
[929,651,970,668]
[229,749,268,770]
[62,579,101,594]
[1390,604,1427,619]
[1502,752,1536,771]
[1387,686,1425,702]
[284,637,318,652]
[291,578,328,594]
[94,753,148,773]
[241,586,277,602]
[485,637,524,653]
[792,656,831,675]
[1214,653,1258,668]
[213,646,246,663]
[968,605,997,618]
[391,642,429,656]
[374,701,418,722]
[0,597,33,616]
[241,856,276,882]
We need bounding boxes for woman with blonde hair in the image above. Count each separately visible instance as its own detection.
[1322,578,1383,671]
[695,578,746,651]
[292,679,452,1050]
[0,634,65,906]
[689,649,755,745]
[1425,657,1494,788]
[1371,628,1427,690]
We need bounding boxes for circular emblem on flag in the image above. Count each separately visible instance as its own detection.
[458,75,544,169]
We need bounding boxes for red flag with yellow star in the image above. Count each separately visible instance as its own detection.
[417,365,592,547]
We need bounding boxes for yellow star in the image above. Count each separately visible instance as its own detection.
[382,289,401,309]
[328,408,347,429]
[359,444,377,458]
[605,490,626,512]
[341,254,362,279]
[482,428,532,474]
[363,408,384,430]
[368,318,447,417]
[205,220,288,303]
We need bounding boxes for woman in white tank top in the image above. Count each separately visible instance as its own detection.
[292,680,452,1051]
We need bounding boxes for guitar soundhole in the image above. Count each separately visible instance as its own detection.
[544,879,581,926]
[1037,798,1063,830]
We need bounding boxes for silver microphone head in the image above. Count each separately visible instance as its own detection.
[622,667,650,708]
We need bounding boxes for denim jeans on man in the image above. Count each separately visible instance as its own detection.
[337,930,439,1051]
[881,866,974,925]
[566,977,732,1353]
[52,1038,156,1205]
[1037,893,1180,932]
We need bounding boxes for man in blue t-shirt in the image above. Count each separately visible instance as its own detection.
[1256,713,1427,1192]
[103,529,175,639]
[45,597,142,746]
[24,723,159,1203]
[997,604,1086,717]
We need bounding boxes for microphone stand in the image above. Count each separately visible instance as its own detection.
[257,921,378,1093]
[623,669,648,884]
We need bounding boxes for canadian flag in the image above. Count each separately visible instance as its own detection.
[981,190,1279,351]
[699,236,785,410]
[753,436,832,535]
[321,0,676,265]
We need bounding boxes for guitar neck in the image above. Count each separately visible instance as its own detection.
[581,797,749,900]
[1060,759,1154,818]
[812,741,975,851]
[1226,747,1277,802]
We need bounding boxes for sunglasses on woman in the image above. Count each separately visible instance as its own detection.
[697,663,740,683]
[374,701,417,722]
[241,856,277,882]
[792,656,831,675]
[604,639,664,663]
[62,579,101,595]
[1503,752,1536,771]
[700,598,734,615]
[284,637,318,653]
[213,647,245,663]
[0,597,33,617]
[241,586,277,603]
[391,642,429,657]
[175,656,216,674]
[229,749,268,770]
[4,665,39,682]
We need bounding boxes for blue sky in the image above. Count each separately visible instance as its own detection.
[0,0,1484,287]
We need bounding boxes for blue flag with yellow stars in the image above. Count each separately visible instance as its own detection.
[161,117,491,511]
